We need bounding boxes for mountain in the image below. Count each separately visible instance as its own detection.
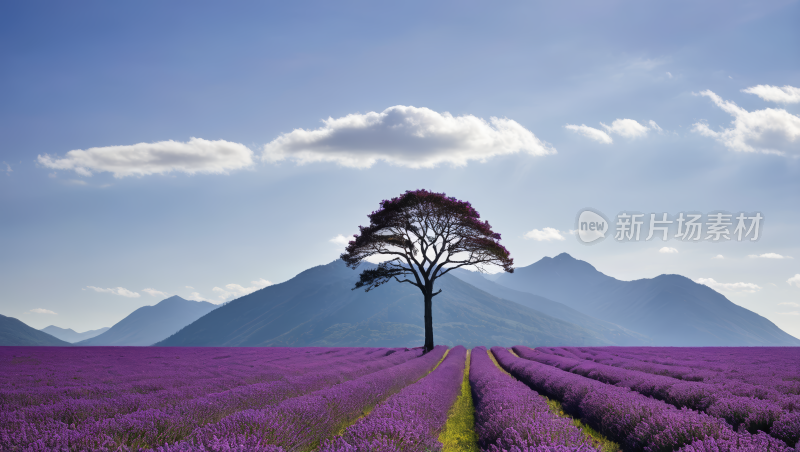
[493,253,800,346]
[0,314,70,346]
[40,325,109,343]
[77,296,218,346]
[156,260,648,348]
[449,268,649,345]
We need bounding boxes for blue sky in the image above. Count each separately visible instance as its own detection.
[2,1,799,337]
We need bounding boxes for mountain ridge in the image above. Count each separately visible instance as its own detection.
[156,260,647,348]
[40,325,109,343]
[493,253,799,346]
[78,296,218,346]
[0,314,70,346]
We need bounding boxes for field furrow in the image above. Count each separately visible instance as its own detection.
[491,347,793,452]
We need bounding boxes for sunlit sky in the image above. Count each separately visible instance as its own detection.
[1,1,799,337]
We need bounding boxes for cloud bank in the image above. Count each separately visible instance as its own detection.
[330,235,350,246]
[748,253,793,259]
[263,106,555,168]
[742,85,800,104]
[695,277,761,294]
[143,288,169,298]
[87,286,141,298]
[185,292,209,302]
[523,227,566,241]
[38,138,254,178]
[601,119,650,138]
[564,125,613,144]
[213,278,272,302]
[693,90,800,156]
[565,119,657,143]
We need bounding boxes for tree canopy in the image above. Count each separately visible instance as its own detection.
[341,189,513,351]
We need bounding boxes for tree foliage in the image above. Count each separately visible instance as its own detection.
[340,189,514,351]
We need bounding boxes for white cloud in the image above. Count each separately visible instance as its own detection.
[712,254,724,259]
[695,277,761,294]
[788,274,800,288]
[87,286,141,298]
[330,234,350,246]
[742,85,800,104]
[38,138,254,178]
[748,253,793,259]
[142,288,169,298]
[648,120,663,133]
[666,72,673,79]
[364,254,396,264]
[779,301,800,307]
[66,179,87,186]
[693,90,800,156]
[779,311,800,316]
[185,286,194,289]
[185,292,209,302]
[30,308,57,315]
[524,227,566,241]
[601,119,650,138]
[659,247,679,254]
[564,124,613,144]
[2,161,11,175]
[262,106,555,169]
[213,278,272,302]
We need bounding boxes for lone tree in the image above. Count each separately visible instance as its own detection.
[340,189,514,352]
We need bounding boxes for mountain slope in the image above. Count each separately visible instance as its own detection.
[78,296,218,346]
[157,260,646,348]
[449,268,649,345]
[0,314,70,346]
[40,325,109,343]
[493,253,800,346]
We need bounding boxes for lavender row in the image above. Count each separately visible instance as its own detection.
[492,347,792,452]
[0,347,382,409]
[540,347,800,410]
[570,347,800,397]
[515,346,800,447]
[2,348,421,451]
[153,346,448,452]
[0,347,391,409]
[319,346,467,452]
[470,347,597,452]
[1,347,398,429]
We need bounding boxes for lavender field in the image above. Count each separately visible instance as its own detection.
[1,346,799,452]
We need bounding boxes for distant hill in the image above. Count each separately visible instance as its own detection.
[78,296,218,346]
[40,325,109,343]
[449,268,649,346]
[493,253,800,346]
[156,260,648,348]
[0,314,70,346]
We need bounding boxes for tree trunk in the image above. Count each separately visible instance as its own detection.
[423,291,434,353]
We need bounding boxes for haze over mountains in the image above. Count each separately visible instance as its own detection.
[0,314,70,346]
[78,296,217,346]
[492,253,800,346]
[3,253,797,347]
[156,253,798,347]
[156,259,642,348]
[40,325,109,343]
